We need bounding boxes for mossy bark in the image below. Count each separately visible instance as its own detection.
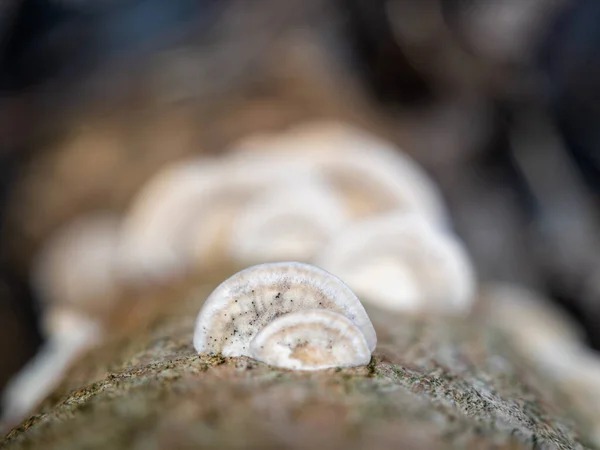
[1,273,596,450]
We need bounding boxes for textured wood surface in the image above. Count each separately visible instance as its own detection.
[1,270,595,450]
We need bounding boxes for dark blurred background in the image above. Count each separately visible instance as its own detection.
[2,0,600,396]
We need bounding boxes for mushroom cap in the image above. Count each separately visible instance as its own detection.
[118,158,220,282]
[122,155,321,278]
[227,178,349,264]
[249,309,372,371]
[338,256,424,312]
[185,161,319,266]
[41,306,101,339]
[481,283,586,359]
[481,282,600,420]
[228,120,448,225]
[1,310,103,427]
[314,212,476,314]
[193,261,377,356]
[31,213,121,312]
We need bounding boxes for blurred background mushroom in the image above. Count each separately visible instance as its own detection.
[2,0,600,421]
[314,211,475,314]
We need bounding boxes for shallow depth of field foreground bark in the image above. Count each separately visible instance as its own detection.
[1,268,597,450]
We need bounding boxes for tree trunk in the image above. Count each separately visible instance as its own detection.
[1,269,596,450]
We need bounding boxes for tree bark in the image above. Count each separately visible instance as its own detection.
[1,270,596,450]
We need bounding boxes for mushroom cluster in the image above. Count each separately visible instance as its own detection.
[193,261,376,370]
[31,120,476,320]
[21,119,477,389]
[315,212,475,314]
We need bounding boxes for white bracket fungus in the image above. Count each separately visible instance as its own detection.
[185,160,319,266]
[118,158,220,281]
[120,157,318,279]
[482,282,600,442]
[227,179,349,265]
[1,310,103,429]
[314,212,476,314]
[249,309,372,371]
[228,120,449,225]
[193,262,376,359]
[31,213,121,312]
[481,283,588,369]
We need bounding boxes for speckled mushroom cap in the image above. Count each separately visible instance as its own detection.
[227,120,448,225]
[249,309,372,371]
[193,261,377,357]
[314,212,476,314]
[227,178,349,265]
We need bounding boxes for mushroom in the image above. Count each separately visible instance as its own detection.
[184,160,320,267]
[249,309,372,370]
[118,158,220,282]
[314,212,476,314]
[17,214,117,425]
[481,283,587,370]
[481,282,600,442]
[121,157,318,279]
[1,310,103,428]
[31,213,121,313]
[228,120,448,224]
[227,178,350,265]
[193,261,377,357]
